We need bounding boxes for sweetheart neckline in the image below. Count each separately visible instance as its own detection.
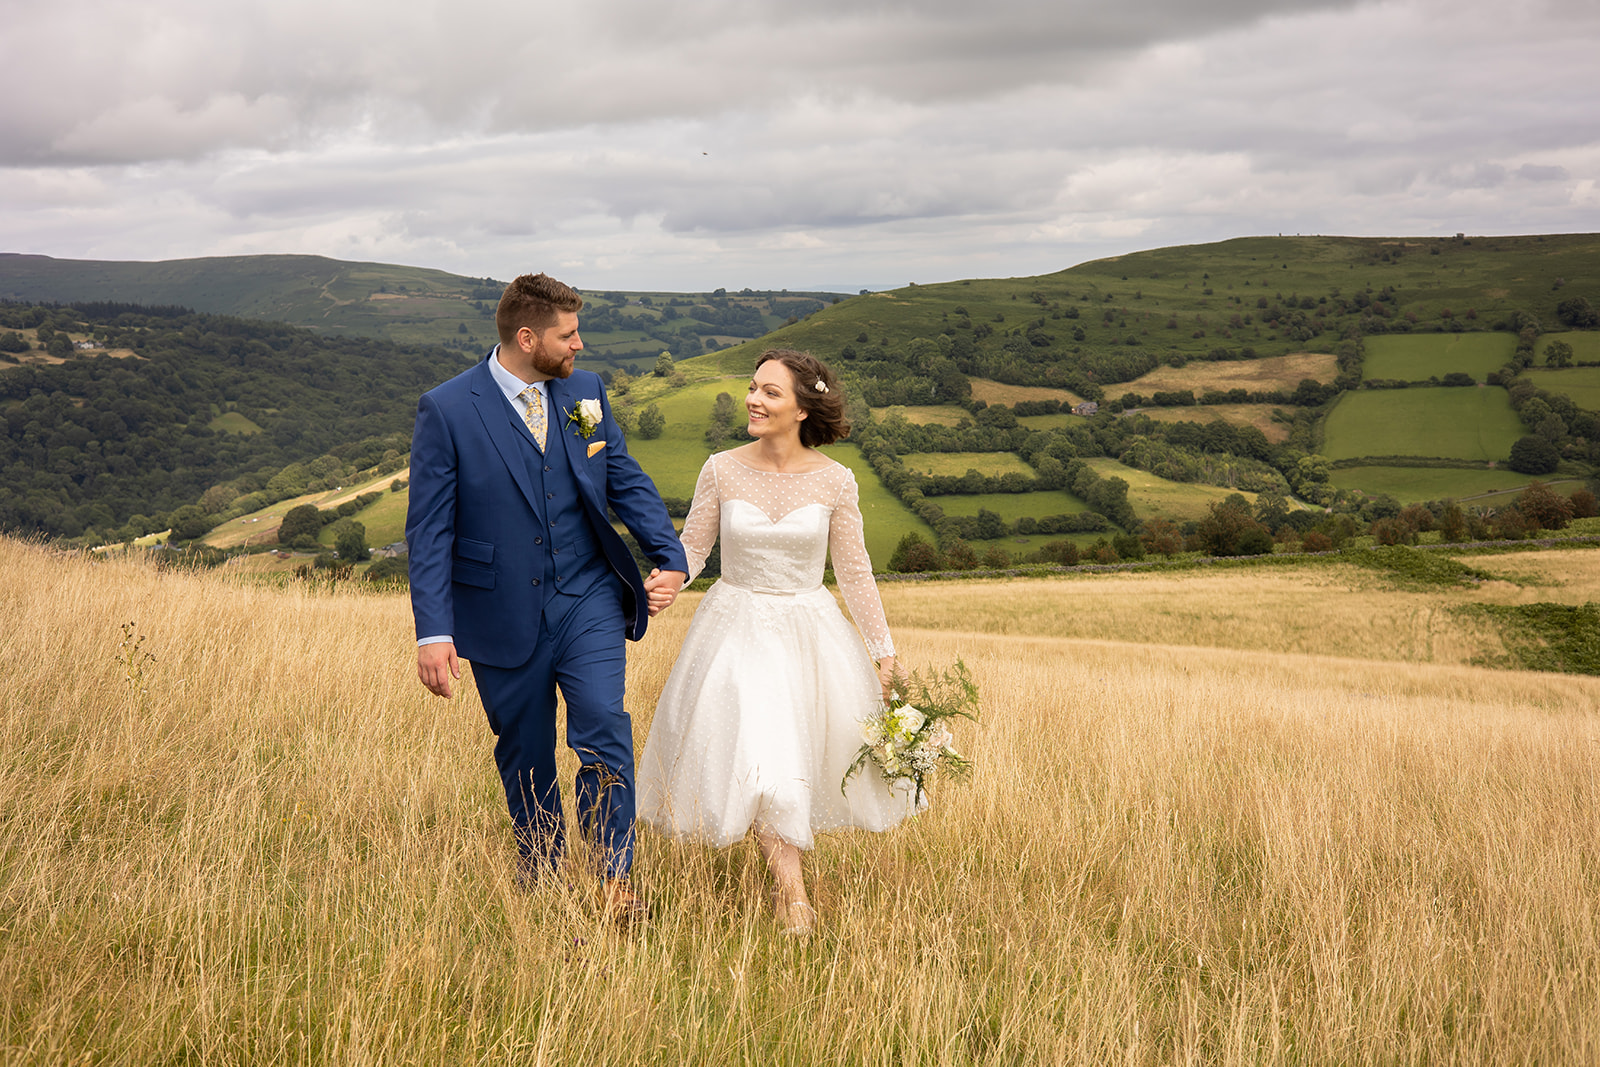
[726,498,829,526]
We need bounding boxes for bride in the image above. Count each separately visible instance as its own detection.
[637,348,921,933]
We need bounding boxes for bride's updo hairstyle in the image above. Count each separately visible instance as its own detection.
[755,348,850,447]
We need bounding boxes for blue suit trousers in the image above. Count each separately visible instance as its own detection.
[470,573,635,880]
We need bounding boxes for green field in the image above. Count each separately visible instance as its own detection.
[816,444,933,567]
[1327,466,1549,503]
[1016,413,1077,430]
[319,487,410,549]
[1537,332,1600,365]
[1321,388,1523,462]
[618,378,748,499]
[1522,365,1600,411]
[928,490,1091,521]
[1362,333,1514,382]
[1082,458,1258,522]
[207,411,263,435]
[901,452,1037,478]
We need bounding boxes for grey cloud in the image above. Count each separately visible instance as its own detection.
[9,0,1365,166]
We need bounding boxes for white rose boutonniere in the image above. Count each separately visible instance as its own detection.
[565,397,604,439]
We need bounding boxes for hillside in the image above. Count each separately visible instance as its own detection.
[5,234,1598,558]
[0,253,841,373]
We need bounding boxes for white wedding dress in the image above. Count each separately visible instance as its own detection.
[638,451,922,849]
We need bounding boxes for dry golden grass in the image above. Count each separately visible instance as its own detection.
[1131,404,1293,444]
[3,539,1598,1064]
[1123,352,1339,396]
[870,405,972,427]
[968,379,1085,407]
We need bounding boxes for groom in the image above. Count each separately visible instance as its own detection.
[406,272,687,916]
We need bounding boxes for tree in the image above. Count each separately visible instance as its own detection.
[1545,339,1575,368]
[653,352,675,378]
[277,503,325,543]
[943,538,979,570]
[1556,296,1598,328]
[0,331,27,353]
[1516,482,1573,531]
[1035,540,1081,565]
[1440,503,1467,542]
[1196,494,1270,556]
[1140,517,1183,556]
[168,504,211,542]
[1254,491,1290,529]
[705,392,737,447]
[333,519,370,562]
[1508,435,1560,474]
[636,404,665,440]
[888,531,942,573]
[365,556,409,584]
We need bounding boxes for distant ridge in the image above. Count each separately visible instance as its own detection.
[0,252,497,320]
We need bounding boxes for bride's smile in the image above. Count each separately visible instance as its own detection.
[745,361,806,439]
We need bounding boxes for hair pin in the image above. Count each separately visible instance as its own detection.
[814,380,828,393]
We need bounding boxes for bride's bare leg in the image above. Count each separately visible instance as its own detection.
[755,826,815,932]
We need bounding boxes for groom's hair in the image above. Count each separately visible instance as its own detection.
[497,273,584,344]
[756,348,850,447]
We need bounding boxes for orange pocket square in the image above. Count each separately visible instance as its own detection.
[587,440,607,458]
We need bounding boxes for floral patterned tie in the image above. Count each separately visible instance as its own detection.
[519,384,547,452]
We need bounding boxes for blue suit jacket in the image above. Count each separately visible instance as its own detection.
[406,357,687,667]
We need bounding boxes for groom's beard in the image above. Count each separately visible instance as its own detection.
[531,336,576,379]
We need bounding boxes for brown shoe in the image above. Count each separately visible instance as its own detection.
[602,879,649,925]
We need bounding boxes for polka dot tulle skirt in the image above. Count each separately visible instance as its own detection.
[638,487,922,849]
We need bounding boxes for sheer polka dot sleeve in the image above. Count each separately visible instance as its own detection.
[827,468,895,660]
[679,456,721,582]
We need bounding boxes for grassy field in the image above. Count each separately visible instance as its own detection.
[927,490,1092,520]
[5,538,1600,1064]
[1127,404,1293,444]
[1119,352,1339,396]
[1327,466,1554,503]
[1522,365,1600,410]
[901,452,1038,478]
[1361,333,1515,382]
[1538,332,1600,363]
[202,469,411,550]
[967,380,1083,406]
[871,404,971,426]
[1082,458,1259,522]
[817,444,933,567]
[1321,388,1524,462]
[206,411,263,435]
[318,486,411,549]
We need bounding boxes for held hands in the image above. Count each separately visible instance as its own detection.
[876,655,897,703]
[417,641,461,698]
[644,568,688,616]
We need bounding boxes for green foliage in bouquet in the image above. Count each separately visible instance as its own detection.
[843,659,980,807]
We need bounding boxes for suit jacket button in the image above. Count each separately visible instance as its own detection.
[534,537,543,545]
[547,492,554,499]
[531,578,540,586]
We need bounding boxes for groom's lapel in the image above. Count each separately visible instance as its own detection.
[467,360,544,517]
[548,377,603,510]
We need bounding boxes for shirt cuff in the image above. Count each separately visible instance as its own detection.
[417,635,453,646]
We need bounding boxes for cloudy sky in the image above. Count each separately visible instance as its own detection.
[4,0,1597,291]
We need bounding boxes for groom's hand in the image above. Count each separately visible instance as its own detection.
[644,568,687,616]
[417,642,461,698]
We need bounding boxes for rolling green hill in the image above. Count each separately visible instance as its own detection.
[7,233,1598,558]
[0,253,841,374]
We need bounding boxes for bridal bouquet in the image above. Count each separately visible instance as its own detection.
[843,659,980,806]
